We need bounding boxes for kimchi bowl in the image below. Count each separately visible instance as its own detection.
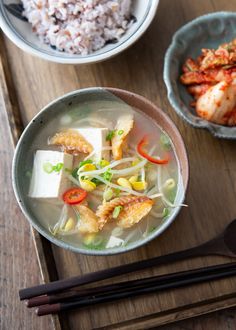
[164,11,236,139]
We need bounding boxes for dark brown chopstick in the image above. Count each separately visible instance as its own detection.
[35,262,236,316]
[19,243,230,300]
[27,261,236,308]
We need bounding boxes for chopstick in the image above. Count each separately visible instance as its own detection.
[27,261,236,308]
[35,262,236,316]
[21,247,236,300]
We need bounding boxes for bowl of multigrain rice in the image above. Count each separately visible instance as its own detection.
[0,0,159,64]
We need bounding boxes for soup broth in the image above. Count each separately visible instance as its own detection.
[25,93,182,251]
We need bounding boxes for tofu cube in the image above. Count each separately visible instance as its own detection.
[29,150,73,199]
[76,128,110,161]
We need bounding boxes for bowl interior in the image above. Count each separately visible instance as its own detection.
[13,88,188,255]
[1,0,156,62]
[164,12,236,139]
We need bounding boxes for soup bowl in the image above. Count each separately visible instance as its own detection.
[0,0,159,64]
[12,88,189,255]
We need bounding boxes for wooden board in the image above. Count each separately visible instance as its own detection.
[1,0,236,329]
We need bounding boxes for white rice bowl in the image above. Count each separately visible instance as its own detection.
[0,0,159,63]
[21,0,134,55]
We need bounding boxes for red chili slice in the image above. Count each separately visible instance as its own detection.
[137,135,169,165]
[63,188,87,205]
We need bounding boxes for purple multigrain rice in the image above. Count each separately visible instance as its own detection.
[21,0,133,55]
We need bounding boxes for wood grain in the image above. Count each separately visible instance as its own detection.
[1,0,236,329]
[0,39,53,330]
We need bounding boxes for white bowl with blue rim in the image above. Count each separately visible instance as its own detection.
[164,12,236,139]
[0,0,159,64]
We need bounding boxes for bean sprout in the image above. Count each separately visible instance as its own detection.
[84,146,113,161]
[150,209,164,218]
[110,159,147,176]
[78,157,140,177]
[92,175,145,197]
[58,229,79,236]
[147,186,158,196]
[148,193,163,199]
[141,167,146,181]
[74,118,113,129]
[157,166,187,208]
[111,227,124,237]
[84,149,96,160]
[50,204,69,235]
[122,230,137,246]
[66,174,81,186]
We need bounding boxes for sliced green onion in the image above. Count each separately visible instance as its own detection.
[83,236,107,250]
[71,167,79,178]
[91,177,103,185]
[160,134,171,150]
[112,206,123,219]
[44,162,64,173]
[87,201,94,210]
[53,162,64,172]
[162,207,170,219]
[137,174,142,182]
[114,188,121,197]
[102,168,112,182]
[118,130,124,135]
[103,188,113,201]
[83,243,106,250]
[92,236,104,247]
[98,159,110,168]
[79,159,93,168]
[43,162,53,174]
[106,130,115,141]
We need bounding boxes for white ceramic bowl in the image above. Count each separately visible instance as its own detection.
[0,0,159,64]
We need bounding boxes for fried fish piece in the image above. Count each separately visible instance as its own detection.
[75,204,99,234]
[111,114,134,160]
[117,198,154,228]
[50,130,93,155]
[96,195,153,230]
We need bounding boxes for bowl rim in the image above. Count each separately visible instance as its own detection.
[0,0,159,64]
[163,11,236,139]
[12,87,189,255]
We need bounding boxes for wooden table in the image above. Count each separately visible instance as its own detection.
[1,0,236,329]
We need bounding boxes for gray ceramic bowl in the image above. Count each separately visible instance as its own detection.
[164,12,236,139]
[12,88,189,255]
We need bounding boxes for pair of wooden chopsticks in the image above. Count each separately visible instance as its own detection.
[20,262,236,316]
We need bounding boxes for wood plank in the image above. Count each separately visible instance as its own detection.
[0,32,63,330]
[1,0,236,329]
[0,45,54,330]
[96,293,236,330]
